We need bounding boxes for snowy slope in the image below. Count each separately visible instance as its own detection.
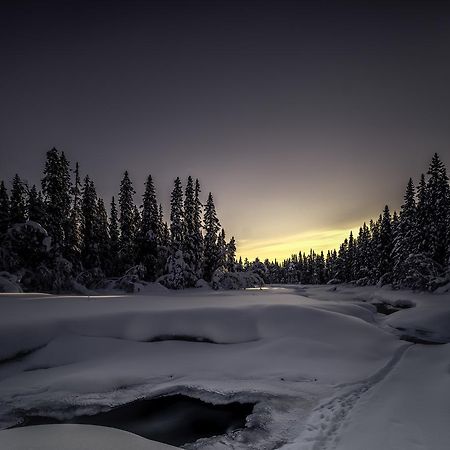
[0,286,448,449]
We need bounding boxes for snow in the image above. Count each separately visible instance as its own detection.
[0,285,449,449]
[0,272,22,293]
[332,345,450,450]
[0,424,179,450]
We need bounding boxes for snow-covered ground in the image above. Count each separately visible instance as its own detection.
[0,285,449,449]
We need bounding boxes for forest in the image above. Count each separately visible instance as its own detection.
[0,150,449,293]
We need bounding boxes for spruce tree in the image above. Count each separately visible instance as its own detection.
[80,176,99,269]
[66,162,83,261]
[415,173,429,254]
[193,179,204,275]
[392,178,416,284]
[170,177,184,252]
[27,185,45,224]
[41,148,72,252]
[426,153,449,266]
[346,231,356,281]
[182,176,196,269]
[203,192,221,281]
[0,181,10,234]
[138,174,159,280]
[118,171,136,270]
[369,217,381,282]
[109,196,120,275]
[95,198,110,272]
[217,228,227,268]
[378,205,393,281]
[355,223,371,280]
[9,174,27,224]
[226,236,237,271]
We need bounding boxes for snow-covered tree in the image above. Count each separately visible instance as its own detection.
[226,236,237,271]
[393,178,417,285]
[138,175,159,280]
[109,196,120,275]
[170,177,184,252]
[9,174,27,224]
[0,181,10,234]
[41,148,72,253]
[203,192,221,281]
[27,185,45,225]
[80,175,99,269]
[118,171,136,270]
[378,205,393,283]
[425,153,449,266]
[66,162,83,261]
[95,198,110,272]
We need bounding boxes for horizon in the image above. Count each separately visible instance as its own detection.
[0,148,446,262]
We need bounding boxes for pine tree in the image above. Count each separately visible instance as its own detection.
[80,176,99,269]
[109,196,120,275]
[170,177,184,252]
[27,185,45,224]
[392,178,417,284]
[378,205,393,282]
[193,179,204,276]
[335,239,348,281]
[118,171,136,270]
[59,151,73,255]
[41,148,72,252]
[217,228,227,268]
[346,231,356,281]
[203,192,221,281]
[9,174,27,224]
[369,217,381,282]
[226,236,237,271]
[415,173,429,254]
[0,181,10,234]
[355,222,371,280]
[182,176,196,269]
[66,162,83,261]
[426,153,449,266]
[95,198,110,272]
[138,175,159,280]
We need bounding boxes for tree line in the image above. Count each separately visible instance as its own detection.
[252,153,450,291]
[0,148,237,291]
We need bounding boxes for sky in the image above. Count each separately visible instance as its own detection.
[1,0,450,261]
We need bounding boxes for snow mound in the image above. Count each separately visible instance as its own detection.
[0,272,22,293]
[0,424,180,450]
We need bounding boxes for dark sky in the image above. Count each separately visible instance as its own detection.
[1,0,450,259]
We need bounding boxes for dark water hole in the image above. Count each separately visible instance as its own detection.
[399,334,446,345]
[373,302,400,315]
[16,394,255,447]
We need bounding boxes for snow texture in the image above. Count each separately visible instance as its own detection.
[0,424,179,450]
[0,284,448,449]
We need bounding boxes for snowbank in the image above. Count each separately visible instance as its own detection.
[0,285,448,449]
[332,344,450,450]
[0,424,179,450]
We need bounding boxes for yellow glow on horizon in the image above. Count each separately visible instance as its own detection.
[236,225,360,262]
